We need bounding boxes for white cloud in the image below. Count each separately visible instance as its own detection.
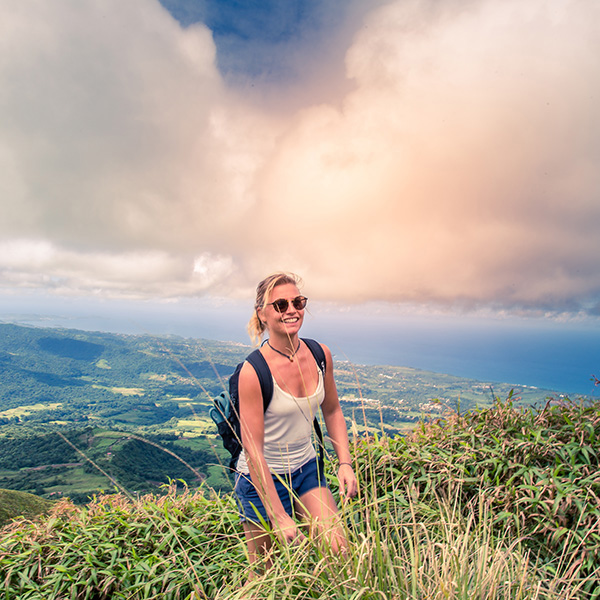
[0,239,227,297]
[0,0,599,315]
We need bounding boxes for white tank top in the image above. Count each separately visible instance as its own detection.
[236,368,325,474]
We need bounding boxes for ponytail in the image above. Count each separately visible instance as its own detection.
[247,310,266,346]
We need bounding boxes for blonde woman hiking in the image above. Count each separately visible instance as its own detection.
[234,272,358,575]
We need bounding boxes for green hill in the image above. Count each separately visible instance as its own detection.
[0,488,54,527]
[1,398,598,599]
[0,322,565,427]
[0,322,581,504]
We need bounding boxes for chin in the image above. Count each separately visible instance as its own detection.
[281,321,302,334]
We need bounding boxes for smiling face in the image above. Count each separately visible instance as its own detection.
[258,282,305,339]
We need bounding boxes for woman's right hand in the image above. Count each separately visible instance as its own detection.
[275,514,305,545]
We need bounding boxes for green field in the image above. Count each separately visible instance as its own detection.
[0,323,581,503]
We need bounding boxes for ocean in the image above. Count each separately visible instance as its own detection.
[1,295,598,397]
[303,312,600,397]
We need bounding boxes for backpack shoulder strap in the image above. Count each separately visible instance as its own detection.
[300,338,327,471]
[301,338,326,374]
[245,348,273,412]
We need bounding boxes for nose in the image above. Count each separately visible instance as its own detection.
[283,302,297,314]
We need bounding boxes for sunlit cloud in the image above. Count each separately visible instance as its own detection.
[253,0,600,311]
[0,0,598,315]
[0,240,224,297]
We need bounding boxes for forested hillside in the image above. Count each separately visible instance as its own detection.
[0,323,239,418]
[0,323,567,503]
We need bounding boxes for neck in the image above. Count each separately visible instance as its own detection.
[267,336,301,362]
[268,330,299,349]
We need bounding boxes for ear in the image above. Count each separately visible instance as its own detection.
[256,307,266,327]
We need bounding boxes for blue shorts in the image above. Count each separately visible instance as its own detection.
[234,457,328,523]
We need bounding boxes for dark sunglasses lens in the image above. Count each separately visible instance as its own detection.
[271,297,306,312]
[292,297,307,310]
[272,299,289,312]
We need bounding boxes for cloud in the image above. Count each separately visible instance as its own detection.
[254,0,600,311]
[0,239,233,297]
[0,0,599,315]
[0,0,246,248]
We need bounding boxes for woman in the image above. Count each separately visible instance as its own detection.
[234,272,358,571]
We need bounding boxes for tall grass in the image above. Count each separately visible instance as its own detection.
[350,397,600,584]
[1,398,598,599]
[233,493,581,600]
[0,484,245,599]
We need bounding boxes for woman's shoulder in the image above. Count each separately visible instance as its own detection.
[239,357,263,390]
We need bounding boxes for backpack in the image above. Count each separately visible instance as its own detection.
[209,338,326,472]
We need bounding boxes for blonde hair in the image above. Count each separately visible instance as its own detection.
[247,272,303,345]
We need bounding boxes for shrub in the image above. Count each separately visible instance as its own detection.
[350,397,600,591]
[0,484,245,599]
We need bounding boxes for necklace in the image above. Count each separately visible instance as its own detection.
[267,340,301,362]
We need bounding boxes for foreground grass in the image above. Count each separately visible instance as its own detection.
[1,398,599,599]
[0,486,246,599]
[0,487,583,600]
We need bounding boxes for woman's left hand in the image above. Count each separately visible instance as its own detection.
[338,463,358,501]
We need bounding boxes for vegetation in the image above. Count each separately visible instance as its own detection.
[0,427,230,503]
[0,488,54,528]
[0,323,572,502]
[0,398,598,599]
[351,396,600,591]
[1,323,597,596]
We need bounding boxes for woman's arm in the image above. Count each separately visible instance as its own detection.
[238,361,303,543]
[319,344,358,500]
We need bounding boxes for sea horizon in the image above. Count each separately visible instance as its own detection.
[1,295,598,397]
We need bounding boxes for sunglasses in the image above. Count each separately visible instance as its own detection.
[267,296,308,313]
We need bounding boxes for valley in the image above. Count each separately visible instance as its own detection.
[0,323,566,502]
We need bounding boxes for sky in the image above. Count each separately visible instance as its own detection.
[1,0,599,321]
